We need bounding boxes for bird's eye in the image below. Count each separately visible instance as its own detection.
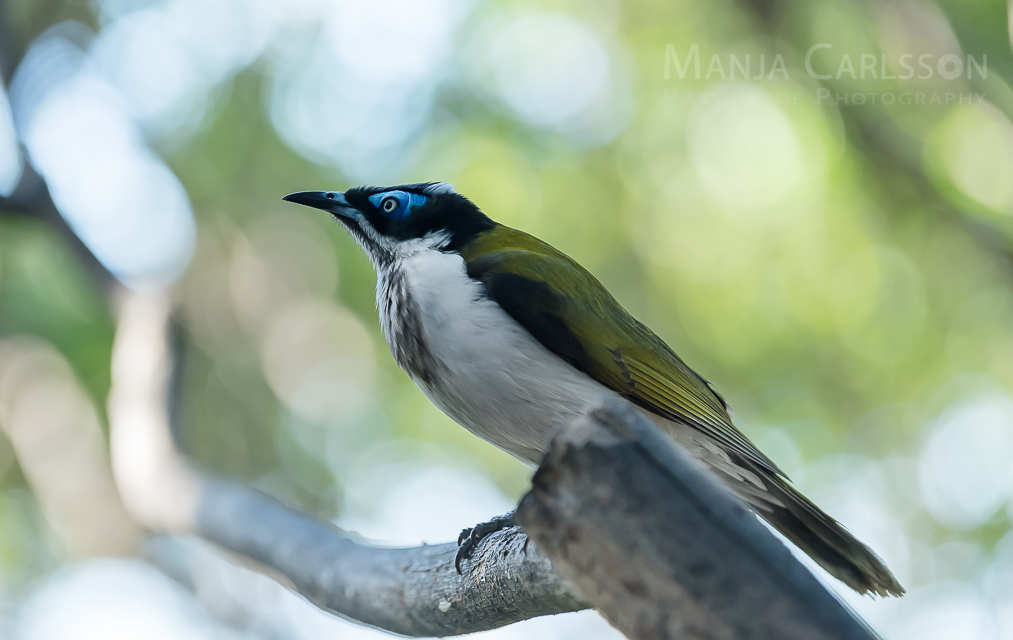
[381,197,399,214]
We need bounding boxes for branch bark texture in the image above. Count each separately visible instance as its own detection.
[110,291,879,639]
[196,479,586,636]
[108,291,588,637]
[516,400,879,640]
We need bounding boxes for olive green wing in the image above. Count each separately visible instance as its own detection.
[462,226,783,477]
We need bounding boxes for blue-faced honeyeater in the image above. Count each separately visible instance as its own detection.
[283,182,904,597]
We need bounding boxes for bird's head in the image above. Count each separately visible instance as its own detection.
[282,182,494,266]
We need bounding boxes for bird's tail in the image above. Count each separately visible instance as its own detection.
[738,460,905,597]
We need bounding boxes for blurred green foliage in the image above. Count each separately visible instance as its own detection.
[1,1,1013,634]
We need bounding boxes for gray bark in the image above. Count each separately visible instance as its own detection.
[516,400,879,640]
[109,291,881,640]
[108,292,589,637]
[194,477,587,637]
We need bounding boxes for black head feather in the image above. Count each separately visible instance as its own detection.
[342,182,495,252]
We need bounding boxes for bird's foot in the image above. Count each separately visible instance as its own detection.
[455,511,516,573]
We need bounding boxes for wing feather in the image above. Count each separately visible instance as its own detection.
[461,226,783,477]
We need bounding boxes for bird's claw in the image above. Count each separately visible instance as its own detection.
[455,512,516,573]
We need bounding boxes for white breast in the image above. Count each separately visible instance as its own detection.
[378,246,621,464]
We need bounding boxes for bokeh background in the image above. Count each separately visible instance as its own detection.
[0,0,1012,637]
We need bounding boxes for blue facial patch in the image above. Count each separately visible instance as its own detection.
[369,190,427,219]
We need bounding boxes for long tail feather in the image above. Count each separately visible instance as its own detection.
[735,457,905,597]
[653,415,904,596]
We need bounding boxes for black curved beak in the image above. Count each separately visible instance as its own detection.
[282,191,356,219]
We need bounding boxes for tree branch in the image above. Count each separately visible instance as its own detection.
[517,400,880,640]
[108,289,882,640]
[106,290,588,637]
[196,479,586,636]
[108,289,881,639]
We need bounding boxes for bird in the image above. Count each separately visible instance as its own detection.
[282,182,905,597]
